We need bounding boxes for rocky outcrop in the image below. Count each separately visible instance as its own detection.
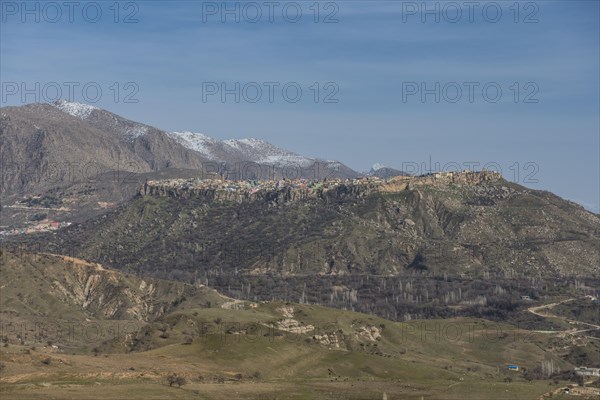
[268,306,315,334]
[355,325,382,342]
[312,331,344,348]
[139,180,379,206]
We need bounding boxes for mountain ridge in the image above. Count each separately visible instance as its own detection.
[0,101,361,193]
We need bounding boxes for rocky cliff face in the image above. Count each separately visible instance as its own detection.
[0,252,223,324]
[47,255,166,320]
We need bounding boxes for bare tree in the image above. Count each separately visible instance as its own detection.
[167,373,187,387]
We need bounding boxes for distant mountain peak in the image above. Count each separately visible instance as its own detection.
[371,163,386,171]
[366,163,408,179]
[53,99,98,119]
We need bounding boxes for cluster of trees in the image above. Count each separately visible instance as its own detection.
[203,273,566,322]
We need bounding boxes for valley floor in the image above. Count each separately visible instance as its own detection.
[1,312,598,400]
[0,348,579,400]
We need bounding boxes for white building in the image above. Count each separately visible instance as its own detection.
[575,367,600,377]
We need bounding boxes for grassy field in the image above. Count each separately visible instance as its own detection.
[1,302,591,399]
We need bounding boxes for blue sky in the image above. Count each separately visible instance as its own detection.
[1,0,599,212]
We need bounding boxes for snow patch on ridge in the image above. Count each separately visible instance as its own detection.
[169,131,219,159]
[169,131,317,167]
[126,124,148,139]
[53,100,98,119]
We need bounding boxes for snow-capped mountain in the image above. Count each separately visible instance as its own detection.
[1,101,359,197]
[51,101,343,172]
[168,131,340,170]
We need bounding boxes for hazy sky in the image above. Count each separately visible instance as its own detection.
[1,1,598,212]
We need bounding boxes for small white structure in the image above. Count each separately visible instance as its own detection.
[575,366,600,377]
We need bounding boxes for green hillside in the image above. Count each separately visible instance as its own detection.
[1,252,598,399]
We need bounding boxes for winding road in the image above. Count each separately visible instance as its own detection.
[530,297,600,399]
[527,297,600,338]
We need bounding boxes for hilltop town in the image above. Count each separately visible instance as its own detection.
[139,170,503,204]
